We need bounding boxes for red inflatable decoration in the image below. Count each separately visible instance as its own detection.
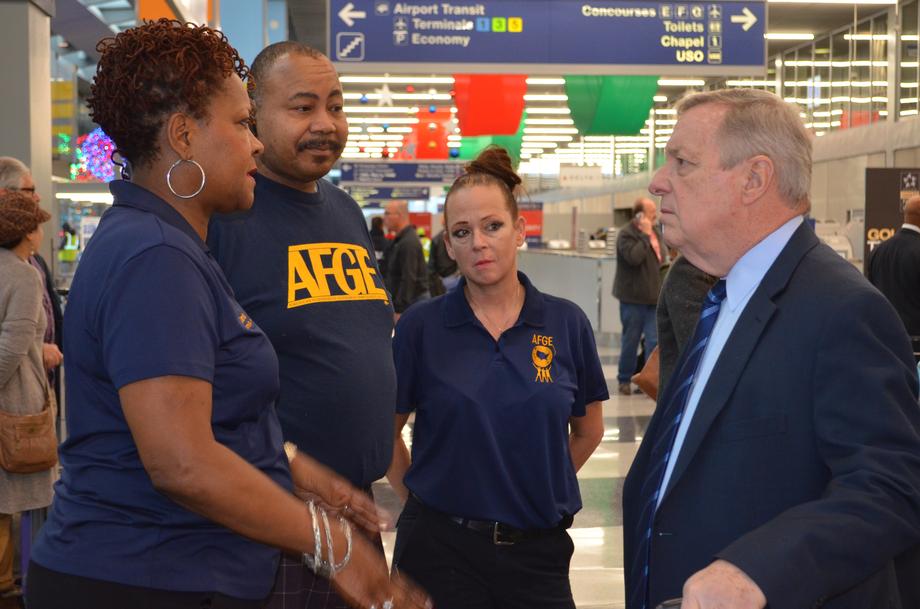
[452,74,527,136]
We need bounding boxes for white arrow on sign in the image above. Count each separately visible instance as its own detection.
[730,7,757,31]
[339,2,367,27]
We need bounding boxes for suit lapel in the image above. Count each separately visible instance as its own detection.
[658,223,820,506]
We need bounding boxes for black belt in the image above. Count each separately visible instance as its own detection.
[445,515,572,545]
[411,497,572,545]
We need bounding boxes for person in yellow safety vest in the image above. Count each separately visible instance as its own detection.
[58,223,78,263]
[417,227,431,263]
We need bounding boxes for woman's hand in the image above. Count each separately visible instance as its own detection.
[42,343,63,371]
[330,532,431,609]
[294,479,388,536]
[289,451,389,535]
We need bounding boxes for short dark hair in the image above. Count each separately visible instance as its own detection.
[88,19,248,169]
[249,41,326,105]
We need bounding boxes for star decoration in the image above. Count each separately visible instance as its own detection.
[375,83,394,107]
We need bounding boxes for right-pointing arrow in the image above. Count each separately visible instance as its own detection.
[730,7,758,32]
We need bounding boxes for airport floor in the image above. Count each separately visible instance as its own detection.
[373,342,652,609]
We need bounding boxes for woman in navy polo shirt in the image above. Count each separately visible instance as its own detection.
[387,146,608,609]
[27,20,427,609]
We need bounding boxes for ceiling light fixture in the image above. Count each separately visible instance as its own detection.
[658,78,705,86]
[765,32,814,40]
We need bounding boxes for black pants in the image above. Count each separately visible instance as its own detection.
[393,498,576,609]
[26,561,266,609]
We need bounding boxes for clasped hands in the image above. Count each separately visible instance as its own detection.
[294,476,388,537]
[291,461,430,609]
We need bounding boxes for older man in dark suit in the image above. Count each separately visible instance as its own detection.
[614,197,665,395]
[623,89,920,609]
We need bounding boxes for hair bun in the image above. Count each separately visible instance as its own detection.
[465,145,522,194]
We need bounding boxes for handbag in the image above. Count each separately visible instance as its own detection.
[631,345,660,401]
[0,354,58,474]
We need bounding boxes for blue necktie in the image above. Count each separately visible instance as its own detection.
[628,279,727,609]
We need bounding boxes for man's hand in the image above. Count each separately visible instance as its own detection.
[681,559,767,609]
[42,343,63,371]
[636,215,654,236]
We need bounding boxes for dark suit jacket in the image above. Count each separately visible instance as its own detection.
[867,227,920,337]
[613,221,664,305]
[623,223,920,609]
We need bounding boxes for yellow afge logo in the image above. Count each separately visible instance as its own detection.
[531,333,555,383]
[288,242,389,308]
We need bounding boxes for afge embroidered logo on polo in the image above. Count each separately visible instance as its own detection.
[288,242,389,309]
[237,312,254,330]
[531,333,555,383]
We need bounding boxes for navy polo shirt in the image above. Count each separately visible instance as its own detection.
[33,181,292,599]
[394,272,609,529]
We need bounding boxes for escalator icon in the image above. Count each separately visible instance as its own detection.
[336,32,365,61]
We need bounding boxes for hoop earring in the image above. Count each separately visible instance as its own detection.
[166,158,206,199]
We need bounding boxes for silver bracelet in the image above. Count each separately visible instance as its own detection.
[320,507,335,569]
[303,500,327,575]
[330,515,353,574]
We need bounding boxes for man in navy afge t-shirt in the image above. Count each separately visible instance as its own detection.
[208,42,395,609]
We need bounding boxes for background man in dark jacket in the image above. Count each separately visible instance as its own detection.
[868,194,920,351]
[383,200,429,321]
[613,197,665,394]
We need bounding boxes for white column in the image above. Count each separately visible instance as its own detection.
[0,0,54,261]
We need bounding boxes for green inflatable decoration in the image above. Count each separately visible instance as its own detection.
[564,76,659,136]
[458,112,527,165]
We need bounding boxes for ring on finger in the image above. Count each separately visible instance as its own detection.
[383,599,394,609]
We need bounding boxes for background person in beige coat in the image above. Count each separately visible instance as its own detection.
[0,190,55,599]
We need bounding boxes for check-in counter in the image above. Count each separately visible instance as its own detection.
[516,249,620,338]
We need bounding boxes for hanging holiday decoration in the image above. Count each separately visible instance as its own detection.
[397,107,452,160]
[360,94,369,104]
[375,82,395,106]
[564,76,659,135]
[458,112,527,166]
[452,74,527,136]
[70,127,117,182]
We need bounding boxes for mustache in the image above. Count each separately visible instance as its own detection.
[297,139,343,153]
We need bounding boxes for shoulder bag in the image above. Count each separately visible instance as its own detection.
[0,353,58,474]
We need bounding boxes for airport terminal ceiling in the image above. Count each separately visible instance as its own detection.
[50,0,920,176]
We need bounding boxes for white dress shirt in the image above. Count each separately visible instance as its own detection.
[656,215,804,508]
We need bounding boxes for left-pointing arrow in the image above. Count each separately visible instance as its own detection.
[339,2,367,27]
[729,7,757,32]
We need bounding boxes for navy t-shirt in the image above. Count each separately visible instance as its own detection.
[208,174,396,488]
[394,272,609,529]
[32,181,291,599]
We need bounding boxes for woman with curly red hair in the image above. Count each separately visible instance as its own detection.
[27,20,427,609]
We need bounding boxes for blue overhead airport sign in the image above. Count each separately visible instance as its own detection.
[339,161,465,183]
[329,0,766,75]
